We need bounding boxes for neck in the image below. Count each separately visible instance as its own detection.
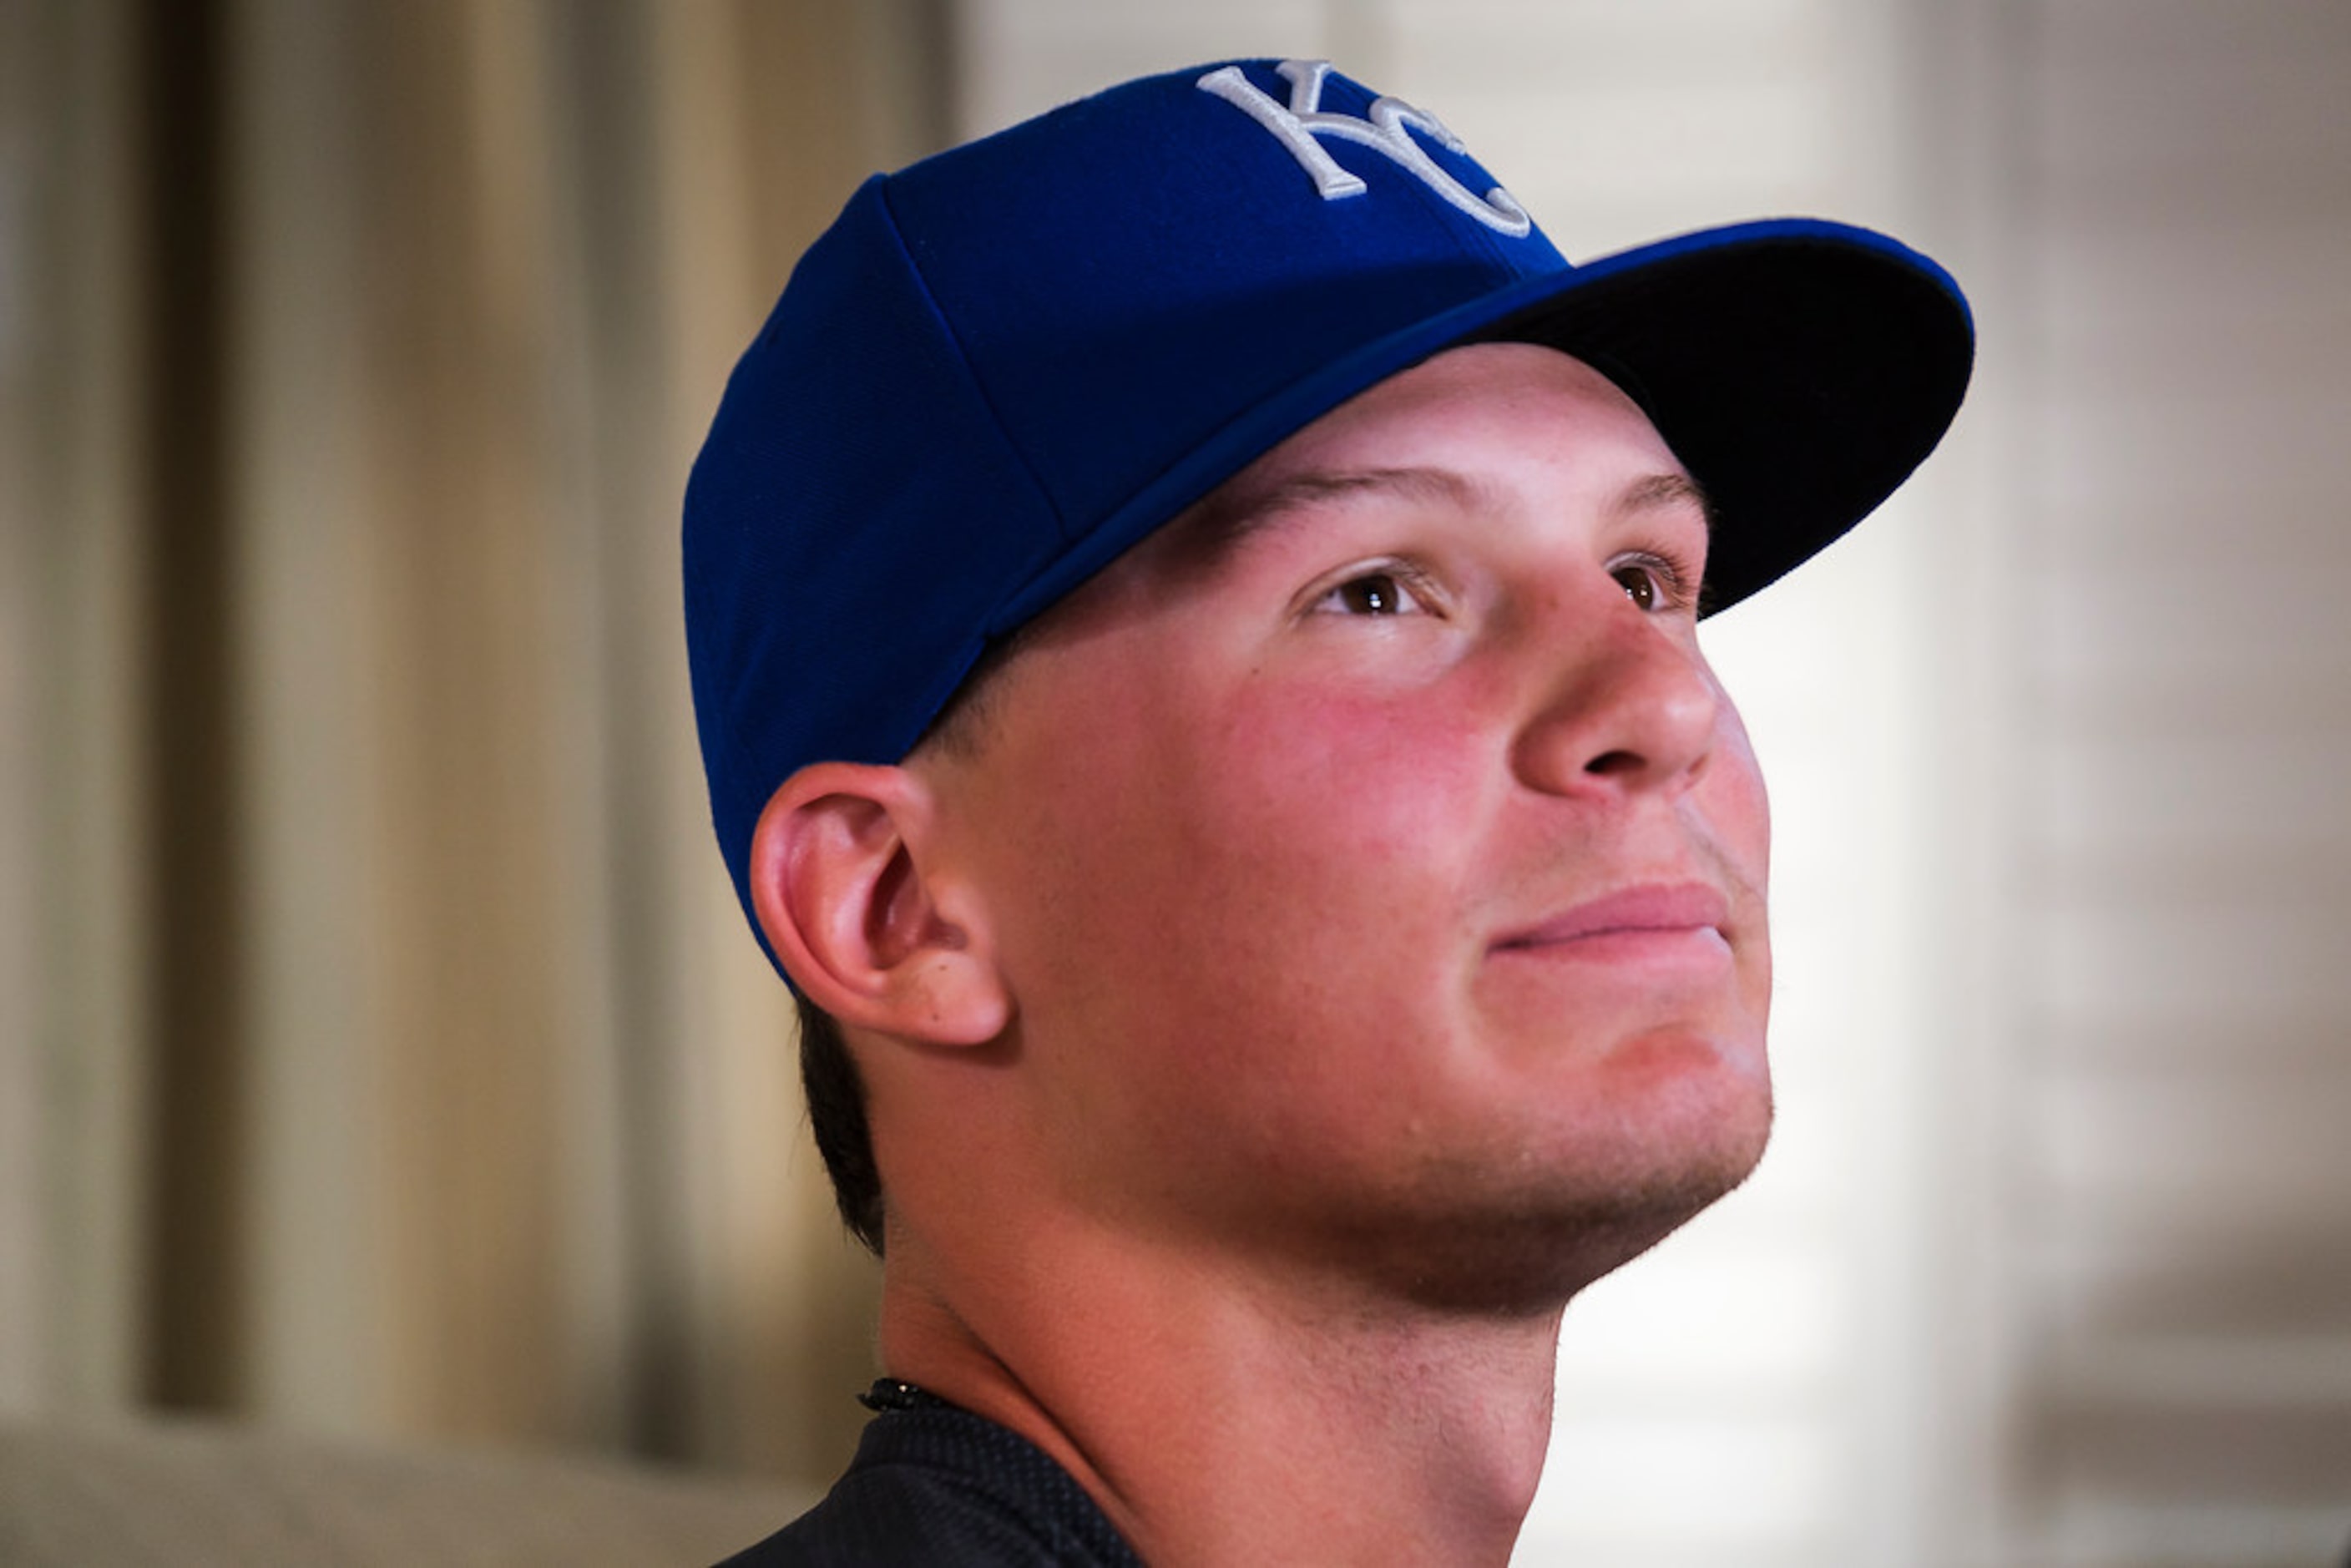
[877,1217,1568,1567]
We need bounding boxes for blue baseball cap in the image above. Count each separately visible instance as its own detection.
[685,58,1973,950]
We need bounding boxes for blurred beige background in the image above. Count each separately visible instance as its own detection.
[2,3,2346,1565]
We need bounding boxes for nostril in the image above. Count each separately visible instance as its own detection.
[1584,749,1643,776]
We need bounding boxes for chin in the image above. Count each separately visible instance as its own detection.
[1332,1087,1775,1318]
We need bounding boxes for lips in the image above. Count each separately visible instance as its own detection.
[1493,882,1732,953]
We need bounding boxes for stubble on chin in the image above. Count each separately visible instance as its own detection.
[1301,1095,1776,1320]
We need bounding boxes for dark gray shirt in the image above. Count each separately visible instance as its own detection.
[719,1389,1142,1566]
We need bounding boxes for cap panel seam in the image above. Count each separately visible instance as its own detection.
[711,179,1076,827]
[873,178,1074,545]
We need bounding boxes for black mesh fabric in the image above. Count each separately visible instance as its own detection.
[715,1400,1142,1566]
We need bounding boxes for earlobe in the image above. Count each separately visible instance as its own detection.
[747,763,1009,1046]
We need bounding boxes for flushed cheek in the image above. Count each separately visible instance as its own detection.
[1163,687,1493,1033]
[1050,675,1487,1091]
[1186,690,1498,994]
[1215,668,1495,843]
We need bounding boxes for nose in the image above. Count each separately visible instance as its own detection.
[1509,595,1724,800]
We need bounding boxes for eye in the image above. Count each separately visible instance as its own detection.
[1311,567,1434,618]
[1611,562,1661,611]
[1609,552,1697,615]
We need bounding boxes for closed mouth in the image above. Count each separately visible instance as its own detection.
[1493,881,1731,953]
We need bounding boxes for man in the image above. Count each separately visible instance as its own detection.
[685,58,1970,1565]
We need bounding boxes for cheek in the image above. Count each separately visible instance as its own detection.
[1179,660,1523,1021]
[1709,701,1772,887]
[1005,664,1492,1104]
[1212,674,1491,866]
[1700,702,1773,1021]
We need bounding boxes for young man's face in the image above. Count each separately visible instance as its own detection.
[915,342,1773,1308]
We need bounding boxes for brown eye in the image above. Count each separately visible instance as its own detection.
[1335,573,1408,615]
[1611,563,1660,610]
[1307,563,1439,620]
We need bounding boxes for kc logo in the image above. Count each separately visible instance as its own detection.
[1197,60,1532,238]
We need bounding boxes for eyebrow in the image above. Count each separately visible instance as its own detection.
[1168,462,1716,576]
[1177,467,1486,563]
[1618,469,1715,525]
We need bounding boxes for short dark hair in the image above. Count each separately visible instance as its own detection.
[791,626,1039,1255]
[796,992,885,1254]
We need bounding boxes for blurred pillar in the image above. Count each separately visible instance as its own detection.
[134,0,250,1419]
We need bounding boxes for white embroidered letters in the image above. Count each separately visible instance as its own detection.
[1197,60,1533,238]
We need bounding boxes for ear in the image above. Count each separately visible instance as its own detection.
[746,761,1009,1046]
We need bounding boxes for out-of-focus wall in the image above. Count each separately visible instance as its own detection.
[1,0,149,1424]
[1984,3,2351,1562]
[0,0,951,1487]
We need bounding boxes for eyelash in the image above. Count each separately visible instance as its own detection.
[1305,559,1444,619]
[1608,547,1703,615]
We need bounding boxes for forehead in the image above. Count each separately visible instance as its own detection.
[1058,342,1701,607]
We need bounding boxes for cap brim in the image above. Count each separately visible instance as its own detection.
[991,216,1973,633]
